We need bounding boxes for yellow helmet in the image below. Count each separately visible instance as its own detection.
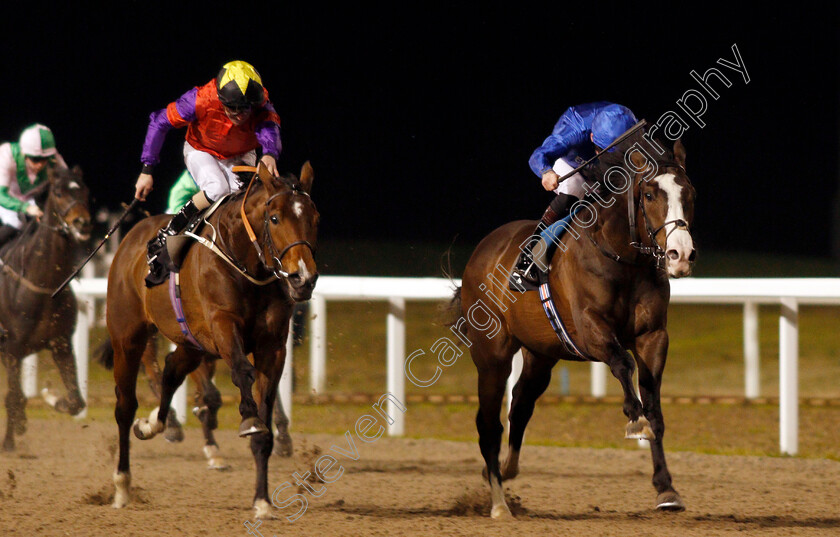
[216,60,265,110]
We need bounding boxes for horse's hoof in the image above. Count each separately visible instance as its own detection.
[203,444,231,470]
[254,499,275,519]
[164,426,185,443]
[239,417,269,437]
[656,490,685,512]
[500,462,519,481]
[13,419,27,436]
[625,417,655,440]
[272,431,293,457]
[54,397,86,416]
[491,503,514,519]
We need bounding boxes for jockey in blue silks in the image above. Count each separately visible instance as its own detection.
[511,102,638,287]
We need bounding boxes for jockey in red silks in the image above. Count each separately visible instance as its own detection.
[510,102,638,288]
[134,60,282,285]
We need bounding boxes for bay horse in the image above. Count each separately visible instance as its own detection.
[450,134,695,518]
[107,162,318,518]
[0,165,92,450]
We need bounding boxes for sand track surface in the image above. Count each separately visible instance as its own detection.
[1,419,839,536]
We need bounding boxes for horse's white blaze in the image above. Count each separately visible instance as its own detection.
[293,201,303,217]
[653,173,693,275]
[297,259,311,280]
[68,181,80,190]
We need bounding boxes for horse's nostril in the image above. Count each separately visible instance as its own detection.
[688,249,697,262]
[288,272,302,285]
[666,249,679,261]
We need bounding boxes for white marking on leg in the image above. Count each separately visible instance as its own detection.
[135,407,165,439]
[112,471,131,508]
[40,387,59,408]
[203,444,230,470]
[489,474,512,519]
[254,498,275,519]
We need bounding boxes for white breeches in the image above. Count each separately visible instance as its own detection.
[552,159,586,198]
[0,201,35,229]
[183,142,257,202]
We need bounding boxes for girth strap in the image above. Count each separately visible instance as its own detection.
[168,271,204,350]
[537,282,588,359]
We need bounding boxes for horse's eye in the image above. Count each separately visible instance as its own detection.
[270,215,279,225]
[55,191,63,198]
[644,192,653,201]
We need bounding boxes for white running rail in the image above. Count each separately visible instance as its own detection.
[22,277,840,455]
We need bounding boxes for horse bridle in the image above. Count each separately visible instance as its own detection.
[627,165,690,261]
[240,171,315,281]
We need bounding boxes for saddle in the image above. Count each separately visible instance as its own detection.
[144,195,231,287]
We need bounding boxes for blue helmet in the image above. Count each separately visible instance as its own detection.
[591,104,638,150]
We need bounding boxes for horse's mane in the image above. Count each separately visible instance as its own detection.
[580,130,681,196]
[227,171,302,204]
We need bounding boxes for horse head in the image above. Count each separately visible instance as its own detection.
[630,139,696,277]
[248,162,320,301]
[45,164,92,241]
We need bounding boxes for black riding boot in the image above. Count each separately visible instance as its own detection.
[510,193,578,289]
[145,200,201,286]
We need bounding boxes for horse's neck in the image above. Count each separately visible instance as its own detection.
[213,199,265,274]
[17,205,74,285]
[588,189,647,268]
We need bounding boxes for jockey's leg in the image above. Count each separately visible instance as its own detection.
[511,191,581,287]
[145,144,253,286]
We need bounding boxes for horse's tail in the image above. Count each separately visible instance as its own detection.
[438,238,464,331]
[94,337,114,370]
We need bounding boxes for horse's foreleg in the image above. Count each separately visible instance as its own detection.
[135,346,201,441]
[502,350,553,481]
[475,352,514,519]
[43,337,86,416]
[250,347,284,519]
[2,353,25,451]
[190,359,229,469]
[272,388,292,457]
[215,321,266,437]
[595,336,651,440]
[635,330,684,511]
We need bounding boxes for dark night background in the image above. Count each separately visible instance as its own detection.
[1,4,837,261]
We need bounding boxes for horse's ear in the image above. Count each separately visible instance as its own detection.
[299,161,314,194]
[629,150,648,171]
[674,139,686,169]
[256,161,277,192]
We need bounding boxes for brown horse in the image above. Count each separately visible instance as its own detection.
[0,165,92,450]
[450,135,695,518]
[107,162,318,518]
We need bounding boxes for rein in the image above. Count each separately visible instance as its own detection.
[182,166,315,286]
